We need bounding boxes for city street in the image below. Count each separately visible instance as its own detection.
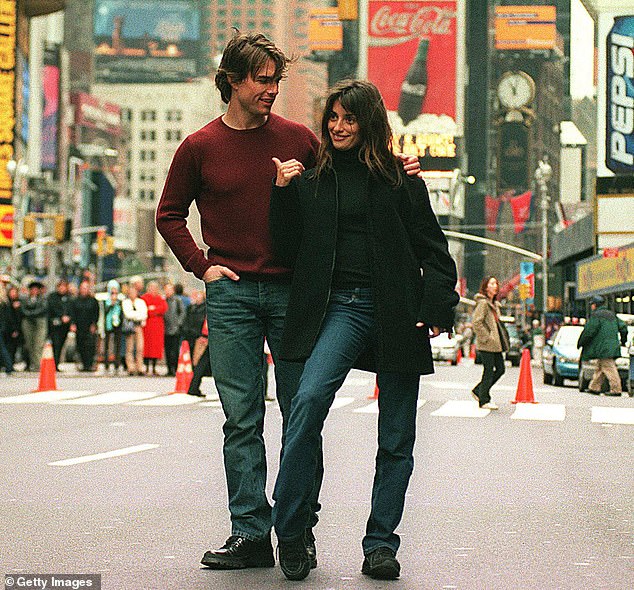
[1,360,632,590]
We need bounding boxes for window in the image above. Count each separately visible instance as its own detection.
[139,189,146,200]
[166,110,182,122]
[140,129,156,141]
[139,150,156,162]
[122,109,132,122]
[141,110,156,122]
[166,130,182,142]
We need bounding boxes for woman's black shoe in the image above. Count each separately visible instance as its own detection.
[187,389,205,397]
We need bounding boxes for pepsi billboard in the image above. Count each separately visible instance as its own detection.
[606,15,634,174]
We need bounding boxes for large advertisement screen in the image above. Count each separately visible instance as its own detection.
[366,0,458,161]
[0,0,16,208]
[93,0,201,83]
[598,12,634,176]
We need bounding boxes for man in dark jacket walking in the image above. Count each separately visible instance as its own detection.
[70,280,100,372]
[47,280,73,370]
[577,295,627,395]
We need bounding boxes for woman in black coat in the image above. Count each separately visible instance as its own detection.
[269,80,458,582]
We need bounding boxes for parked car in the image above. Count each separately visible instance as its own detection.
[504,322,523,366]
[578,318,634,395]
[542,324,584,386]
[431,331,463,365]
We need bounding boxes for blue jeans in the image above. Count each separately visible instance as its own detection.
[205,277,321,541]
[272,288,420,555]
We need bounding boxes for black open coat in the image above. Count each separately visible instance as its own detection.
[270,167,459,375]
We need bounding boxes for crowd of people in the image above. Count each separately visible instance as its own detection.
[0,274,207,377]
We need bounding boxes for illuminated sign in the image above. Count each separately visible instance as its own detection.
[576,244,634,297]
[0,204,13,247]
[0,0,16,205]
[606,15,634,173]
[393,133,456,159]
[309,8,343,51]
[495,5,557,51]
[93,0,202,83]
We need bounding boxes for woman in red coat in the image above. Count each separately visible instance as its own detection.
[141,281,168,375]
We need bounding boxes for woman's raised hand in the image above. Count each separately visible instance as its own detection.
[272,157,305,187]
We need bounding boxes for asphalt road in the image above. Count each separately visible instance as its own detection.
[1,361,632,590]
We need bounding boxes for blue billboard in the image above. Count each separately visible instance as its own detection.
[606,15,634,174]
[93,0,202,83]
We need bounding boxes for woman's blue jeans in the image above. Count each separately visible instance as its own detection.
[205,277,321,542]
[272,288,420,555]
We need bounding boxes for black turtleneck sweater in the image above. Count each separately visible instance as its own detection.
[331,148,372,288]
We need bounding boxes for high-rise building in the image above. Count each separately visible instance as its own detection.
[207,0,328,129]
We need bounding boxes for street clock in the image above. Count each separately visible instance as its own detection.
[497,71,536,110]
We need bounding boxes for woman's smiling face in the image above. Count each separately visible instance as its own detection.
[327,100,360,151]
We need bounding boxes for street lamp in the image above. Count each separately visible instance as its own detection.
[7,158,30,279]
[535,156,552,326]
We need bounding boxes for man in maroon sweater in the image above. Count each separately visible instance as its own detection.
[156,32,321,571]
[157,32,420,573]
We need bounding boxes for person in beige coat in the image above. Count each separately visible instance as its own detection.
[471,276,509,409]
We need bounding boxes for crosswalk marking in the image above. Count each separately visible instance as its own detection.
[130,393,201,406]
[331,396,355,410]
[511,403,566,421]
[430,400,490,418]
[55,391,160,405]
[591,407,634,425]
[48,443,160,466]
[353,399,427,414]
[426,381,550,394]
[0,390,95,404]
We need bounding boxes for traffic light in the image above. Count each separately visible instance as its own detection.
[96,229,106,256]
[53,215,71,242]
[22,215,36,240]
[105,235,115,255]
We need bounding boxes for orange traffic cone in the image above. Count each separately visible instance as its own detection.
[368,376,379,400]
[33,340,59,392]
[469,344,476,360]
[169,340,193,394]
[512,348,537,404]
[456,348,463,364]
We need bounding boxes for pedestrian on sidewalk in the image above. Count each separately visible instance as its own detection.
[471,276,509,410]
[269,79,458,582]
[122,286,148,376]
[70,280,100,372]
[187,318,210,398]
[20,281,48,371]
[0,284,14,374]
[141,281,168,376]
[47,279,73,370]
[104,280,123,375]
[164,283,186,377]
[577,295,627,395]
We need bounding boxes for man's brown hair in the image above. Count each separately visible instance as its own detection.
[215,31,291,104]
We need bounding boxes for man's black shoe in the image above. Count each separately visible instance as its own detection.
[304,528,317,569]
[201,535,275,569]
[361,547,401,580]
[278,537,311,581]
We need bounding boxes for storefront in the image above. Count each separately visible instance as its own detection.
[576,241,634,314]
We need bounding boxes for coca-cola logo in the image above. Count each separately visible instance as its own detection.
[370,6,455,46]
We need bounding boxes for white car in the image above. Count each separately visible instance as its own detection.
[431,332,463,365]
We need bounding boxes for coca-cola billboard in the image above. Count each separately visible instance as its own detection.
[367,0,458,157]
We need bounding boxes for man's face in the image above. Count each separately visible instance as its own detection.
[230,59,280,119]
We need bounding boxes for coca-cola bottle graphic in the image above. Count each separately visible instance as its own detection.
[397,38,429,126]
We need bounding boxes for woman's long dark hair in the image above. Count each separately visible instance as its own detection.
[315,80,402,187]
[479,275,499,301]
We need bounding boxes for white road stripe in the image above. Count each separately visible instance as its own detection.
[511,403,566,421]
[55,391,160,405]
[591,407,634,425]
[426,381,551,394]
[331,396,355,409]
[353,399,427,414]
[0,390,95,404]
[48,443,160,466]
[431,400,490,418]
[130,394,202,406]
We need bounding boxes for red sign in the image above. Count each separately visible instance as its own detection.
[0,204,14,247]
[367,1,457,125]
[71,92,122,136]
[602,248,621,258]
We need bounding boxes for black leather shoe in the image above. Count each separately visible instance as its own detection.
[201,535,275,569]
[362,547,400,580]
[304,528,317,569]
[278,537,311,581]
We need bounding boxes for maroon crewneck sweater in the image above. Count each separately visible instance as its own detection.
[156,113,319,280]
